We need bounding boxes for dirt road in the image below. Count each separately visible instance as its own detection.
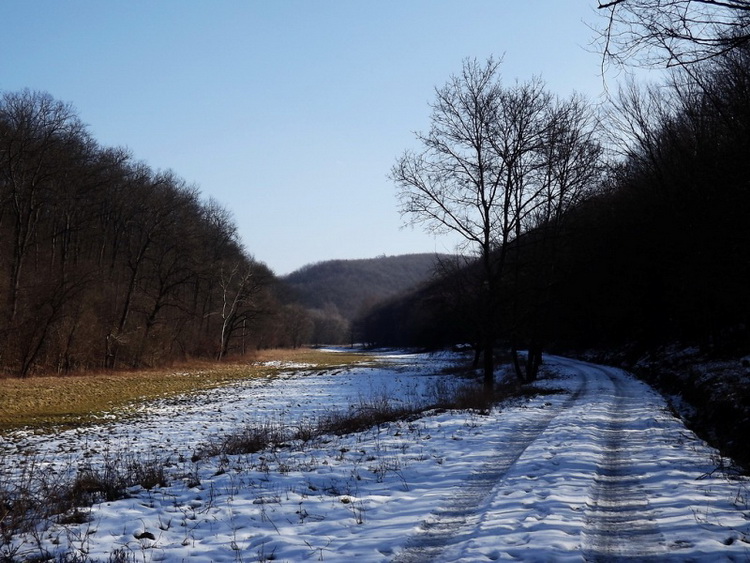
[395,356,748,562]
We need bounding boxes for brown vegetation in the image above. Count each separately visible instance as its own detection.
[0,90,311,377]
[0,348,373,432]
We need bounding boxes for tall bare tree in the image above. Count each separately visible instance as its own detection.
[215,260,273,360]
[393,58,596,388]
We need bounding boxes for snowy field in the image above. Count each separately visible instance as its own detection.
[1,350,749,562]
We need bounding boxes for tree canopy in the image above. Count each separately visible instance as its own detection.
[597,0,750,68]
[0,89,295,375]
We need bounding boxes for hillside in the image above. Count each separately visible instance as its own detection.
[0,91,291,374]
[283,253,450,321]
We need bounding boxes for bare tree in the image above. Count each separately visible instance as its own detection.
[597,0,750,69]
[392,58,570,389]
[215,260,272,360]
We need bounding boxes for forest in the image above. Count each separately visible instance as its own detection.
[358,44,750,371]
[283,254,446,344]
[0,90,313,376]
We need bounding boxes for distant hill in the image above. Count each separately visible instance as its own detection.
[283,254,450,320]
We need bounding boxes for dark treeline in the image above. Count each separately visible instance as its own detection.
[552,45,750,355]
[358,45,750,364]
[0,90,303,376]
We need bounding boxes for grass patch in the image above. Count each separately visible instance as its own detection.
[0,452,169,561]
[0,348,374,433]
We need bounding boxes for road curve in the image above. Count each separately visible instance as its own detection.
[554,357,668,561]
[393,356,679,562]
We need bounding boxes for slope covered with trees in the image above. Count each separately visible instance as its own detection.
[362,45,750,370]
[283,254,447,345]
[285,254,444,320]
[0,90,297,376]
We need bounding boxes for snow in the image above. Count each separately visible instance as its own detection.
[2,351,749,562]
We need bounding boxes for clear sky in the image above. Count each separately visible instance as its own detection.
[1,1,623,275]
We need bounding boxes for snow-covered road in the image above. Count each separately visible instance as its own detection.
[2,352,749,562]
[427,356,750,562]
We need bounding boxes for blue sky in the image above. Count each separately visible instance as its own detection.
[2,1,629,275]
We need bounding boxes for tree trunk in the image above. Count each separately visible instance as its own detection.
[472,344,481,369]
[511,346,524,382]
[525,341,543,383]
[482,338,494,392]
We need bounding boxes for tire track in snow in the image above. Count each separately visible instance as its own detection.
[391,369,591,563]
[574,361,667,562]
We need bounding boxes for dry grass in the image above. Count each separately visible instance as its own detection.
[194,379,502,461]
[0,348,374,432]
